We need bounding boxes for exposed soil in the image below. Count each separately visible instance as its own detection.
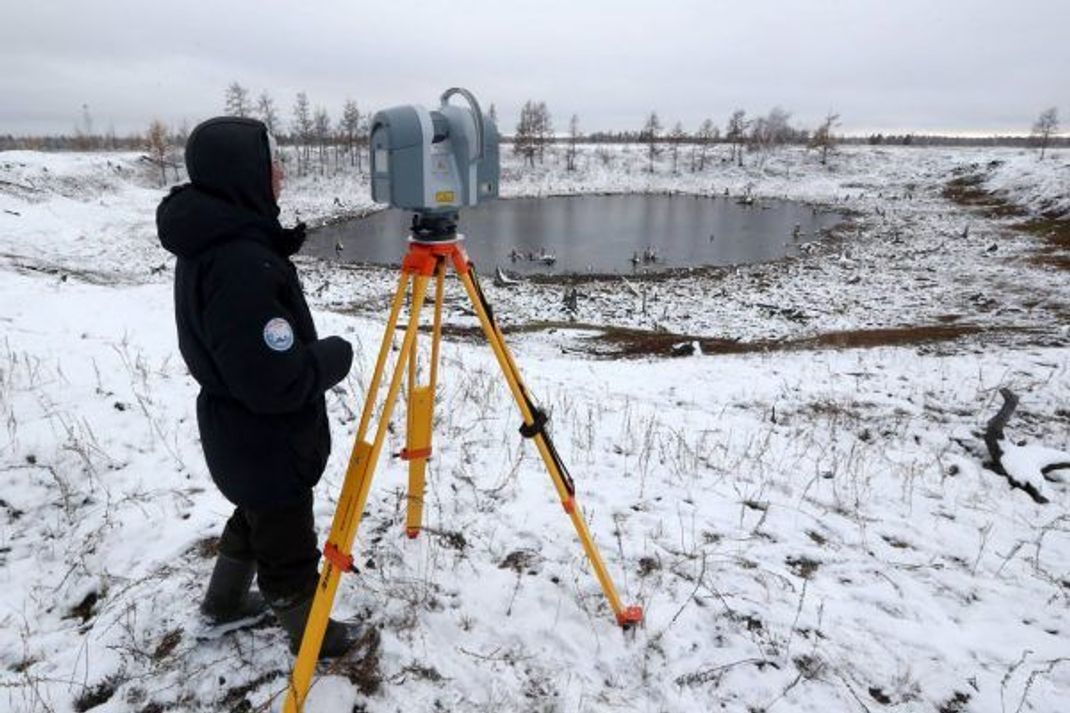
[943,168,1070,271]
[430,320,1050,358]
[942,170,1026,219]
[1016,216,1070,271]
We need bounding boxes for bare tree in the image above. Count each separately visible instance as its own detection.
[74,103,97,150]
[642,111,662,173]
[145,119,170,186]
[767,107,794,147]
[104,123,118,150]
[256,91,279,135]
[173,119,190,148]
[668,121,686,174]
[566,113,581,172]
[341,100,362,169]
[313,107,331,174]
[514,100,539,168]
[81,103,94,138]
[726,109,747,166]
[808,111,840,165]
[749,106,793,156]
[1031,107,1059,160]
[534,101,553,163]
[292,92,313,176]
[358,114,371,172]
[224,82,251,117]
[692,118,716,172]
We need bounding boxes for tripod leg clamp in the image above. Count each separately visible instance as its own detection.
[519,408,549,439]
[323,542,358,574]
[400,446,432,461]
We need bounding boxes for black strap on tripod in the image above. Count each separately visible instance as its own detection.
[519,407,548,438]
[469,261,496,326]
[469,266,576,497]
[519,396,575,497]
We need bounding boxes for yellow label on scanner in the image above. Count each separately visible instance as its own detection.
[435,191,455,203]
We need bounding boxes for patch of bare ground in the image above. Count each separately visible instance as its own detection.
[1016,216,1070,271]
[433,321,1050,358]
[942,170,1026,219]
[593,323,1052,358]
[943,169,1070,271]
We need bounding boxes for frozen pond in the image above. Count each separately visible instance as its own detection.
[306,194,844,275]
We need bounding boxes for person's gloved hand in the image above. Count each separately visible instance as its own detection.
[278,221,308,256]
[310,335,353,392]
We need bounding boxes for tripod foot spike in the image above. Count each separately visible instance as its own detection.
[406,528,421,539]
[617,606,644,629]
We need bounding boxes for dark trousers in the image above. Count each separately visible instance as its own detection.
[217,491,321,601]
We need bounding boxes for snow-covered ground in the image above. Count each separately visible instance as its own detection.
[0,145,1068,712]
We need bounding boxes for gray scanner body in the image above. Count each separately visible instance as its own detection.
[370,90,499,213]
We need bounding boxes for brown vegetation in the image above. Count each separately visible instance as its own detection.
[941,173,1026,218]
[943,171,1070,270]
[430,320,1041,358]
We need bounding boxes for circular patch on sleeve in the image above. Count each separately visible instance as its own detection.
[263,317,295,352]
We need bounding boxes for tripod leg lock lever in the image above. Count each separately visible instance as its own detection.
[399,446,432,461]
[323,542,359,574]
[519,408,549,439]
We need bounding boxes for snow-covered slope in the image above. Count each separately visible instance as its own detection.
[985,151,1070,219]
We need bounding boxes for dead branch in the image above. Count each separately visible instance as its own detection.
[983,388,1047,504]
[1041,462,1070,477]
[984,387,1019,474]
[674,657,777,687]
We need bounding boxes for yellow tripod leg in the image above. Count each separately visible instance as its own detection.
[404,261,445,538]
[284,272,432,713]
[403,384,432,537]
[456,267,643,629]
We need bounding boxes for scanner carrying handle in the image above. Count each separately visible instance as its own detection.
[440,87,485,163]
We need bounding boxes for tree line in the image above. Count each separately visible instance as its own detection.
[517,105,842,172]
[511,104,1064,172]
[0,88,1063,174]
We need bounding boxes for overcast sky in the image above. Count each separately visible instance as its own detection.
[2,0,1067,137]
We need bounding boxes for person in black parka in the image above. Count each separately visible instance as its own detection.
[157,117,360,657]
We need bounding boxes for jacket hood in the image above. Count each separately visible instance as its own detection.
[157,183,281,258]
[185,116,279,219]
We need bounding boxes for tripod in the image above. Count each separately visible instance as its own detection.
[284,234,643,712]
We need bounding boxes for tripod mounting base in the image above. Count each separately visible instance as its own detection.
[410,210,459,242]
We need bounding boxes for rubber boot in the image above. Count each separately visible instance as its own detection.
[270,589,368,658]
[200,554,268,624]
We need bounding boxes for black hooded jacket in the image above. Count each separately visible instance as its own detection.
[157,117,352,508]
